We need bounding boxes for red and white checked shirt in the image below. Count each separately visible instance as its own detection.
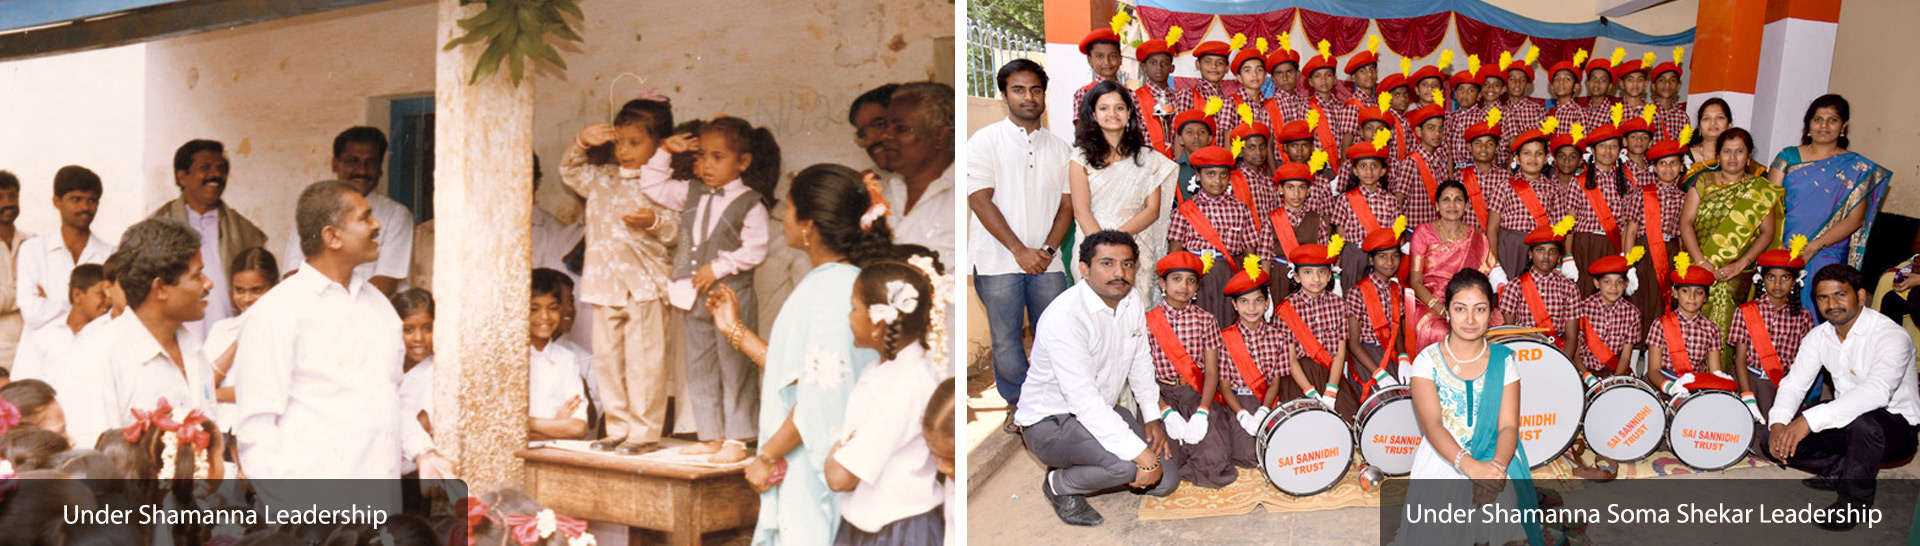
[1654,99,1690,142]
[1227,88,1273,141]
[1568,169,1643,235]
[1391,143,1457,228]
[1148,301,1223,383]
[1325,184,1403,243]
[1495,98,1548,166]
[1240,165,1285,218]
[1546,99,1584,136]
[1222,318,1291,390]
[1579,96,1621,132]
[1308,93,1360,153]
[1345,275,1404,345]
[1270,203,1329,254]
[1175,80,1234,147]
[1444,103,1490,169]
[1487,173,1566,232]
[1648,311,1724,375]
[1282,289,1349,361]
[1728,298,1817,377]
[1170,190,1273,257]
[1456,164,1507,228]
[1270,91,1311,128]
[1498,270,1577,332]
[1574,293,1643,371]
[1073,79,1150,133]
[1622,157,1656,189]
[1639,181,1686,241]
[1141,83,1181,152]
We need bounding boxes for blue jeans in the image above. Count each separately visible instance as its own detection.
[975,271,1070,406]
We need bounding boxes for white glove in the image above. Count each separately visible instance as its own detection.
[1626,269,1641,295]
[1186,410,1211,443]
[1488,267,1511,294]
[1237,410,1258,436]
[1372,366,1401,388]
[1319,394,1338,409]
[1709,370,1735,382]
[1558,255,1580,280]
[1253,405,1271,426]
[1583,373,1599,389]
[1666,373,1694,396]
[1160,408,1189,444]
[1741,392,1763,422]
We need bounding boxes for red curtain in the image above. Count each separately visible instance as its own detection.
[1297,9,1370,56]
[1373,12,1450,59]
[1135,6,1216,54]
[1529,36,1598,77]
[1217,8,1296,44]
[1454,14,1529,67]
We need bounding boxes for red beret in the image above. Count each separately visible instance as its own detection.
[1411,65,1446,86]
[1275,120,1313,143]
[1356,107,1388,129]
[1157,251,1206,278]
[1612,59,1648,80]
[1223,265,1269,297]
[1585,124,1622,147]
[1346,140,1389,164]
[1584,57,1614,79]
[1476,63,1504,84]
[1507,61,1535,81]
[1550,131,1582,153]
[1136,40,1172,63]
[1193,40,1230,60]
[1673,264,1716,287]
[1756,248,1807,271]
[1079,29,1121,55]
[1289,243,1337,267]
[1230,122,1271,142]
[1173,108,1216,136]
[1652,60,1683,79]
[1590,255,1631,276]
[1344,50,1378,75]
[1406,104,1446,128]
[1465,120,1500,144]
[1619,117,1653,137]
[1548,60,1584,83]
[1190,146,1234,168]
[1647,138,1688,162]
[1266,49,1300,71]
[1362,225,1402,253]
[1303,54,1337,77]
[1448,69,1480,93]
[1523,224,1565,246]
[1509,128,1551,154]
[1379,73,1408,93]
[1232,48,1266,74]
[1274,162,1313,183]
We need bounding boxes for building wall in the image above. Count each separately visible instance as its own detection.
[0,44,149,243]
[1831,0,1920,217]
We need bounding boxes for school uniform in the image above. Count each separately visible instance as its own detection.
[531,341,589,426]
[1632,184,1689,325]
[1390,143,1456,228]
[1568,168,1642,295]
[1144,299,1236,488]
[1731,298,1816,416]
[1454,164,1503,237]
[1174,80,1233,147]
[1649,311,1724,384]
[832,344,946,545]
[1498,269,1578,343]
[1345,272,1408,388]
[1573,293,1642,375]
[1265,201,1327,301]
[1324,184,1401,292]
[1274,286,1357,418]
[1486,174,1564,279]
[1169,187,1272,328]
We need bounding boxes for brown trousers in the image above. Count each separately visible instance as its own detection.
[592,297,669,444]
[1158,382,1238,489]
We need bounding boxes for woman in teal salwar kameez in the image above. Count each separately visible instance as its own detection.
[1770,94,1893,314]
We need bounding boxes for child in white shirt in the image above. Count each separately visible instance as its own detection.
[530,269,587,440]
[14,264,110,382]
[204,247,278,434]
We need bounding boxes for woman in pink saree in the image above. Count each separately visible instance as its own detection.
[1408,180,1501,353]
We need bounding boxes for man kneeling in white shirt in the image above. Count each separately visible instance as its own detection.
[1014,230,1178,527]
[1761,264,1920,531]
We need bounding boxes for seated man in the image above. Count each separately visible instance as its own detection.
[1015,229,1178,527]
[1762,264,1920,531]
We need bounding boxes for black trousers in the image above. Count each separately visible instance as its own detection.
[1758,407,1919,505]
[1880,291,1920,328]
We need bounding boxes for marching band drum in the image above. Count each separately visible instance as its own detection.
[1488,327,1586,469]
[1582,376,1668,462]
[1256,398,1355,496]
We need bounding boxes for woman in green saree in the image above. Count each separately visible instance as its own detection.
[1680,128,1780,336]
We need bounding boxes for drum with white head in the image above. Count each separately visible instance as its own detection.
[1666,389,1753,470]
[1487,326,1585,469]
[1581,375,1667,462]
[1256,398,1355,496]
[1355,385,1420,476]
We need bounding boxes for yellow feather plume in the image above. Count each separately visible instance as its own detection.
[1256,37,1269,55]
[1400,57,1412,78]
[1499,50,1513,71]
[1609,47,1625,66]
[1438,49,1454,69]
[1308,149,1329,174]
[1237,102,1254,125]
[1244,255,1263,279]
[1624,246,1646,266]
[1679,124,1694,147]
[1110,11,1131,35]
[1166,26,1184,47]
[1570,122,1584,144]
[1486,107,1502,127]
[1674,252,1692,273]
[1524,46,1540,66]
[1540,115,1557,135]
[1316,39,1331,59]
[1230,33,1247,52]
[1573,48,1589,67]
[1430,89,1445,107]
[1231,137,1246,159]
[1205,96,1223,117]
[1788,235,1809,260]
[1327,234,1345,258]
[1392,215,1408,238]
[1467,54,1481,74]
[1610,102,1624,127]
[1306,108,1321,131]
[1552,215,1576,237]
[1278,31,1291,51]
[1377,91,1392,113]
[1367,34,1381,55]
[1672,46,1684,65]
[1198,251,1215,274]
[1641,104,1656,125]
[1642,52,1657,69]
[1372,128,1391,150]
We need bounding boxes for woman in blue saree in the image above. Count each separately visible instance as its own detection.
[1396,269,1543,546]
[1770,94,1893,313]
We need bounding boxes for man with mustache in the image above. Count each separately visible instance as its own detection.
[1015,229,1178,527]
[0,171,31,366]
[150,139,266,339]
[280,127,415,297]
[848,83,900,177]
[881,81,956,268]
[16,166,112,337]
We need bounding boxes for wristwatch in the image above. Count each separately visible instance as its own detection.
[1041,245,1057,256]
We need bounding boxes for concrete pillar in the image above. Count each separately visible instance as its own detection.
[1688,0,1767,134]
[1042,0,1118,132]
[432,0,533,492]
[1752,0,1843,159]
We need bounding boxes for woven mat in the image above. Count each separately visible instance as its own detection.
[1138,450,1770,520]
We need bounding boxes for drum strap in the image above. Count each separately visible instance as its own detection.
[1513,179,1550,229]
[1269,206,1302,256]
[1146,307,1214,403]
[1360,277,1401,350]
[1660,313,1695,375]
[1275,300,1334,369]
[1137,86,1172,158]
[1741,303,1787,386]
[1221,324,1271,400]
[1580,317,1619,371]
[1177,200,1236,268]
[1345,190,1382,236]
[1308,97,1341,163]
[1414,149,1440,215]
[1519,273,1556,337]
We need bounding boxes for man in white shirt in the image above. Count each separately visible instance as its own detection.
[16,166,113,334]
[88,219,217,426]
[236,181,450,509]
[881,82,956,268]
[1015,230,1176,527]
[970,59,1076,409]
[1764,264,1920,529]
[0,171,33,367]
[151,140,268,340]
[280,127,414,297]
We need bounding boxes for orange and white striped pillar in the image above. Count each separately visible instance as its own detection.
[1688,0,1767,141]
[1043,0,1117,132]
[1752,0,1843,159]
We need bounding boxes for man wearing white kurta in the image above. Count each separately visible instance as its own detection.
[91,219,218,424]
[237,182,446,510]
[1762,264,1920,529]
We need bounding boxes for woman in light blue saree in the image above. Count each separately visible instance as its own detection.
[1395,269,1543,546]
[1771,94,1893,314]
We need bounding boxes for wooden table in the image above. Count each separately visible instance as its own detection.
[517,447,758,545]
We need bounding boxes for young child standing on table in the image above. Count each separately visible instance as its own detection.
[563,98,683,455]
[1143,251,1235,488]
[1169,146,1272,327]
[529,269,588,441]
[1275,240,1355,418]
[1647,255,1733,396]
[655,117,779,463]
[825,258,947,544]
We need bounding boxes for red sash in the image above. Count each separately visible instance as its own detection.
[1221,324,1271,397]
[1462,167,1492,231]
[1518,273,1557,337]
[1177,200,1235,266]
[1269,206,1302,255]
[1344,190,1382,235]
[1308,97,1342,163]
[1230,170,1262,221]
[1138,86,1172,158]
[1660,314,1695,375]
[1581,175,1620,246]
[1740,303,1787,386]
[1580,317,1620,370]
[1263,98,1288,133]
[1390,114,1407,157]
[1359,277,1401,349]
[1146,307,1208,394]
[1641,184,1672,295]
[1512,179,1550,228]
[1274,300,1333,368]
[1413,148,1440,210]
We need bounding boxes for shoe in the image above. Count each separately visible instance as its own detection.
[1004,414,1023,434]
[616,442,666,456]
[589,438,623,452]
[1802,476,1836,491]
[1814,500,1861,531]
[1040,471,1103,526]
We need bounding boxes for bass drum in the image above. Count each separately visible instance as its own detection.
[1581,376,1667,462]
[1666,389,1754,470]
[1488,326,1585,469]
[1355,385,1420,476]
[1256,398,1355,496]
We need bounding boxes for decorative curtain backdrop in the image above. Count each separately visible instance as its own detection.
[1452,14,1530,65]
[1217,8,1296,45]
[1373,12,1450,59]
[1137,6,1218,54]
